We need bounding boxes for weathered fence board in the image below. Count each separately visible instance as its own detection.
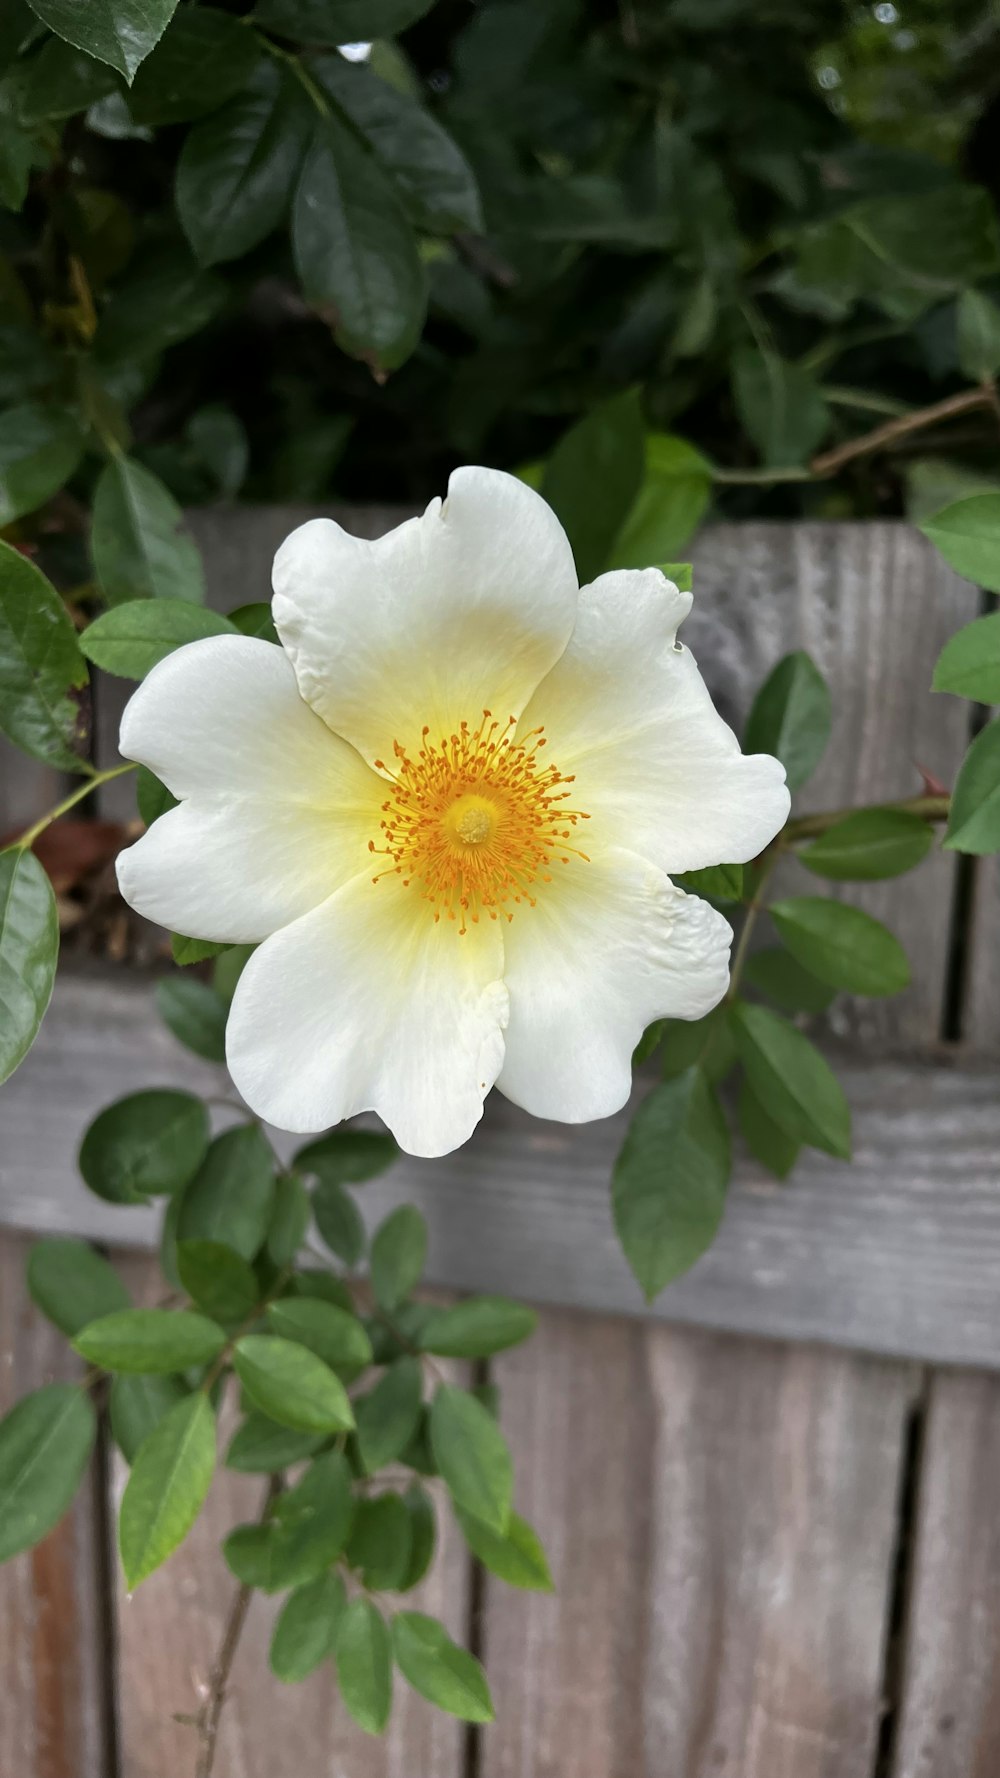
[481,1310,919,1778]
[3,970,1000,1368]
[890,1369,1000,1778]
[0,1229,111,1778]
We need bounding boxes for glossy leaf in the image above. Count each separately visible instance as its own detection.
[75,1307,226,1373]
[265,1297,373,1375]
[234,1335,355,1434]
[155,975,228,1062]
[0,848,58,1085]
[95,245,225,364]
[400,1484,436,1591]
[420,1297,537,1359]
[354,1356,423,1474]
[91,457,205,605]
[176,62,311,267]
[0,402,82,526]
[110,1374,189,1464]
[455,1506,553,1591]
[227,1451,354,1590]
[743,946,836,1015]
[944,719,1000,853]
[610,434,712,571]
[270,1573,346,1683]
[674,862,744,902]
[0,1385,96,1561]
[79,1089,209,1203]
[744,651,831,791]
[176,1240,260,1324]
[429,1384,512,1533]
[312,1180,366,1267]
[81,599,236,679]
[0,541,88,769]
[933,612,1000,703]
[225,1414,326,1474]
[266,1173,311,1267]
[336,1598,393,1736]
[126,7,260,124]
[177,1126,276,1262]
[347,1493,413,1591]
[295,1128,398,1188]
[738,1080,800,1181]
[24,0,179,80]
[612,1068,730,1301]
[28,1237,129,1337]
[770,897,911,997]
[392,1612,494,1722]
[731,1001,851,1159]
[541,390,645,584]
[371,1205,427,1312]
[798,809,934,880]
[119,1393,215,1588]
[15,36,119,122]
[921,494,1000,593]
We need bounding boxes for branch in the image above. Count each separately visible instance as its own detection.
[809,385,997,479]
[782,791,950,844]
[194,1477,281,1778]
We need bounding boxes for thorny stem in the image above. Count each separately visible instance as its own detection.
[194,1476,282,1778]
[13,762,137,851]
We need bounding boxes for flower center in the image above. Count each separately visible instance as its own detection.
[369,712,590,932]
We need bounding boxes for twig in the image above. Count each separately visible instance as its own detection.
[194,1477,281,1778]
[13,762,137,851]
[782,791,950,844]
[809,385,996,478]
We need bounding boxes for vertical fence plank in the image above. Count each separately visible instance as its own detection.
[890,1370,1000,1778]
[0,1228,112,1778]
[479,1311,918,1778]
[112,1254,473,1778]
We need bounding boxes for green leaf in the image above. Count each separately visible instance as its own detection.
[957,289,1000,383]
[95,245,225,364]
[292,112,427,372]
[234,1335,355,1434]
[392,1612,494,1723]
[265,1298,373,1376]
[212,942,255,1002]
[0,848,58,1085]
[28,1237,129,1337]
[933,612,1000,703]
[256,0,434,41]
[336,1598,393,1736]
[732,347,829,468]
[119,1392,215,1588]
[400,1484,435,1591]
[226,1451,354,1590]
[126,7,261,124]
[455,1506,553,1591]
[347,1493,413,1591]
[24,0,178,80]
[370,1206,427,1313]
[743,947,836,1015]
[81,599,236,680]
[170,933,229,966]
[91,457,205,606]
[176,62,311,268]
[944,719,1000,853]
[295,1128,398,1189]
[176,1240,260,1324]
[313,56,482,235]
[0,1384,96,1562]
[798,809,935,881]
[738,1080,800,1181]
[312,1180,366,1267]
[420,1297,537,1359]
[674,862,744,902]
[429,1384,512,1534]
[744,651,831,791]
[0,402,82,526]
[110,1374,188,1464]
[609,434,712,571]
[354,1357,423,1474]
[79,1088,208,1204]
[921,495,1000,593]
[266,1173,311,1267]
[14,36,119,122]
[177,1126,276,1261]
[136,766,177,826]
[75,1307,226,1373]
[731,1001,851,1159]
[659,1005,735,1081]
[155,975,228,1062]
[291,1269,353,1313]
[612,1068,730,1302]
[541,391,645,585]
[770,897,911,997]
[227,602,278,643]
[0,541,88,770]
[225,1414,326,1474]
[270,1573,346,1683]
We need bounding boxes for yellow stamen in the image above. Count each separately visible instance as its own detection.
[369,711,590,933]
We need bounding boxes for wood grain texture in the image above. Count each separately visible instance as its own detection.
[481,1311,918,1778]
[4,971,1000,1368]
[113,1251,473,1778]
[0,1228,111,1778]
[0,738,61,836]
[890,1369,1000,1778]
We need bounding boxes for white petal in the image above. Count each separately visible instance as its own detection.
[119,632,378,807]
[520,568,790,874]
[272,467,579,766]
[117,798,377,943]
[226,872,509,1155]
[497,852,732,1123]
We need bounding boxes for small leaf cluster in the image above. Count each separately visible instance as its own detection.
[0,1100,549,1735]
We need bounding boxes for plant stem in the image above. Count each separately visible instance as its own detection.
[254,30,331,116]
[809,385,996,478]
[194,1476,281,1778]
[13,762,137,851]
[726,849,779,1001]
[782,791,950,844]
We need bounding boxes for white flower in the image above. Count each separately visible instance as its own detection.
[116,468,789,1157]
